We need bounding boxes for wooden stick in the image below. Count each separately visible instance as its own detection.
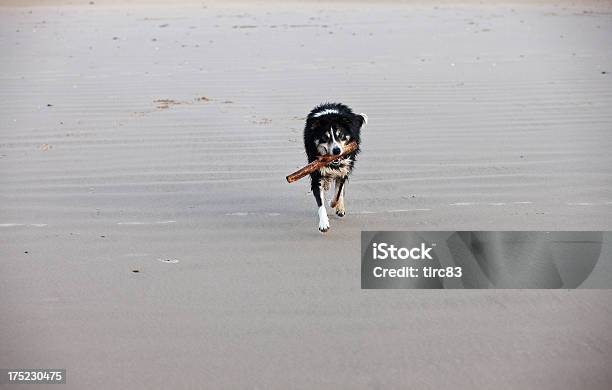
[286,141,358,183]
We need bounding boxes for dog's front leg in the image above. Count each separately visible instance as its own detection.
[311,174,329,233]
[332,177,346,217]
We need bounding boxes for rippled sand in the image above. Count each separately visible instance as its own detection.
[1,1,611,389]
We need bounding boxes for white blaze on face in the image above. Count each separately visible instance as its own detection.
[316,125,349,157]
[329,126,343,155]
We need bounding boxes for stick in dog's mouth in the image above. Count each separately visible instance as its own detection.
[286,141,359,183]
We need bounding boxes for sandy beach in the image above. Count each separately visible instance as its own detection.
[1,0,612,388]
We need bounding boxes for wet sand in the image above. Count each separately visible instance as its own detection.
[1,1,612,389]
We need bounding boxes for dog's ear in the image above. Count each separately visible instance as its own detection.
[353,113,368,129]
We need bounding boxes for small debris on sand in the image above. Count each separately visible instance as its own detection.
[252,117,272,125]
[158,258,180,264]
[154,99,183,109]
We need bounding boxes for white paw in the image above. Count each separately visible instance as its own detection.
[318,206,330,233]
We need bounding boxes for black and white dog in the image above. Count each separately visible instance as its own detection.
[303,103,367,233]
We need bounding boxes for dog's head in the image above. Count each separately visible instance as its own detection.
[305,104,367,157]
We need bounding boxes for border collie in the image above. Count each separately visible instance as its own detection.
[303,103,367,233]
